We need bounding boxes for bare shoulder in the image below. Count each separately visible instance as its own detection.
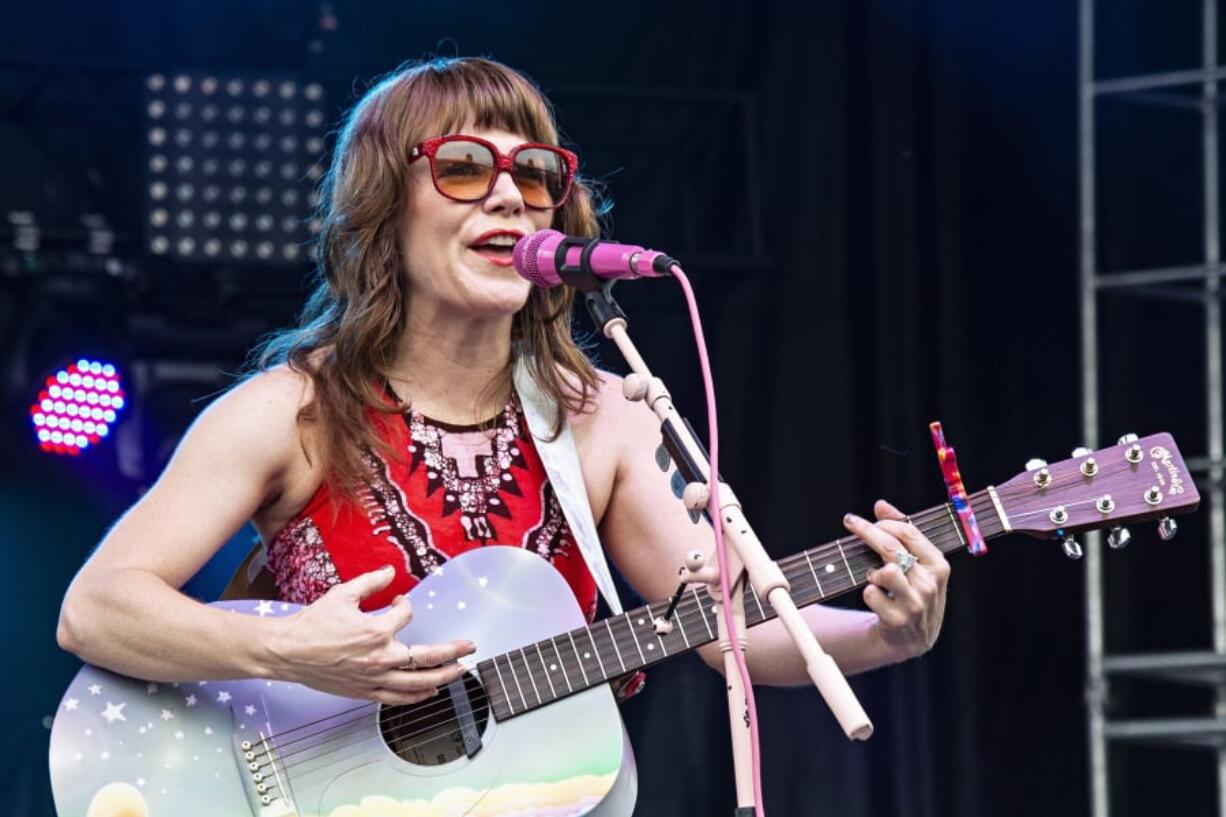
[567,369,654,441]
[220,364,328,518]
[203,365,313,451]
[567,369,660,523]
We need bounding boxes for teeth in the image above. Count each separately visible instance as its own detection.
[478,235,518,247]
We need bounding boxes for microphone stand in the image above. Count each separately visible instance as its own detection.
[580,281,873,817]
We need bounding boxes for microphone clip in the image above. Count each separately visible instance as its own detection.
[552,235,607,293]
[582,280,628,332]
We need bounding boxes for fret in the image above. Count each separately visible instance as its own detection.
[623,613,648,665]
[749,585,766,620]
[502,653,529,711]
[691,586,714,638]
[495,652,524,711]
[487,657,512,711]
[520,647,545,705]
[566,631,591,686]
[803,550,825,598]
[655,630,671,655]
[547,637,573,693]
[944,503,967,547]
[630,608,670,658]
[673,602,692,648]
[479,661,510,718]
[533,644,558,700]
[584,627,610,680]
[603,619,628,673]
[836,540,856,585]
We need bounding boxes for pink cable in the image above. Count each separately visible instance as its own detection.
[669,264,765,817]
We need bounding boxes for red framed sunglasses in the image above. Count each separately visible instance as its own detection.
[408,134,579,210]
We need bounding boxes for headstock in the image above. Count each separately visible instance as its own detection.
[994,432,1199,553]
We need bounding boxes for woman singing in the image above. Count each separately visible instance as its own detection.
[56,56,949,791]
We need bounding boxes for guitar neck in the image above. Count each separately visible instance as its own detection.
[477,488,1006,720]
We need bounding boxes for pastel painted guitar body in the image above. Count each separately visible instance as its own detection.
[49,547,636,817]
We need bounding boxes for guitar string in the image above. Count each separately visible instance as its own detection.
[245,497,973,755]
[277,461,1180,774]
[248,496,971,758]
[253,492,1018,775]
[264,527,985,782]
[253,465,1162,780]
[256,488,1072,779]
[259,515,985,778]
[240,458,1130,762]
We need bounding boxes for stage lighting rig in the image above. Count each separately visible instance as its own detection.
[142,72,328,266]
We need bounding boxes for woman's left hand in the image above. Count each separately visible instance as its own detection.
[843,499,951,662]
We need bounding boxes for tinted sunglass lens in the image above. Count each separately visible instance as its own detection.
[433,140,495,200]
[513,148,569,208]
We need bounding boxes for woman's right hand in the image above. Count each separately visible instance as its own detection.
[265,565,476,705]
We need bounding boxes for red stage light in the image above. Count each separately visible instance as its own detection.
[29,359,126,456]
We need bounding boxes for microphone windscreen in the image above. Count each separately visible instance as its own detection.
[512,229,563,288]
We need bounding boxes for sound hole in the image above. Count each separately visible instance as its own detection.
[378,671,490,766]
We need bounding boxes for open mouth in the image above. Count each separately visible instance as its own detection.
[469,232,523,267]
[470,243,515,265]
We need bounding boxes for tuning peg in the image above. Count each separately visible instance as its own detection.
[1107,526,1131,549]
[1062,535,1083,559]
[1025,458,1048,471]
[1117,433,1139,445]
[1072,446,1092,457]
[1158,517,1178,541]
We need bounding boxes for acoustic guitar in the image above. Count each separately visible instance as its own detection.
[49,433,1197,817]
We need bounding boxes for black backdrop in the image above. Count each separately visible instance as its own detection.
[2,2,1220,815]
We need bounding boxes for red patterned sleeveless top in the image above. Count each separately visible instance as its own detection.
[265,394,599,621]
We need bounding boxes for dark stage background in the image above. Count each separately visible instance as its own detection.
[1,2,1221,815]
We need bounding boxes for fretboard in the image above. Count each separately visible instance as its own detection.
[477,488,1006,720]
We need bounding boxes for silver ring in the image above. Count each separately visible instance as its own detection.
[405,647,419,672]
[897,551,917,575]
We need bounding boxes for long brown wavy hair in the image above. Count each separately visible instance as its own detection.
[251,57,602,494]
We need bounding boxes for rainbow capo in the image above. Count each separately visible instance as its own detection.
[929,421,987,555]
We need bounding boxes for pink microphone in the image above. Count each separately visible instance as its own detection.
[512,229,676,289]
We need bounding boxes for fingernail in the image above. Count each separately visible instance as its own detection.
[464,641,477,652]
[380,565,395,573]
[844,513,862,525]
[865,569,876,583]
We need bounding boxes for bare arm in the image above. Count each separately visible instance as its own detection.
[55,368,471,703]
[593,376,949,684]
[56,369,308,682]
